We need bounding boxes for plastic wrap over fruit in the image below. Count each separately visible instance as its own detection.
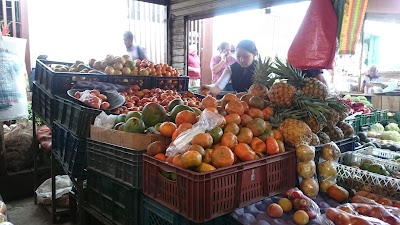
[325,207,390,225]
[166,110,224,157]
[285,188,321,219]
[318,142,340,193]
[94,111,118,129]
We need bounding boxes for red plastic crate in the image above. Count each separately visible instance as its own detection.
[142,150,296,223]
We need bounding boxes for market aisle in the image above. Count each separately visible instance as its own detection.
[6,196,73,225]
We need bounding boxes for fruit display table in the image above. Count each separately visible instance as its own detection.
[230,194,340,225]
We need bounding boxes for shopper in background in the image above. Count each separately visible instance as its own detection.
[210,42,237,83]
[188,44,201,87]
[123,31,149,61]
[362,65,381,93]
[201,39,258,95]
[29,55,48,92]
[303,69,328,86]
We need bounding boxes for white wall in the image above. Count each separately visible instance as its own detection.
[27,0,129,66]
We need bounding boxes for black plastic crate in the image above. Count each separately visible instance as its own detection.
[34,59,107,95]
[54,96,101,138]
[107,75,152,90]
[87,139,145,189]
[152,76,189,91]
[86,169,143,225]
[143,196,240,225]
[32,81,55,127]
[52,121,87,178]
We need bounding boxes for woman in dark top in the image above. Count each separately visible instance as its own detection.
[203,40,258,95]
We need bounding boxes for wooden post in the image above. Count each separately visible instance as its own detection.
[0,125,6,175]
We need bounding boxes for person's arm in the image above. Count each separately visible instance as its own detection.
[206,67,232,95]
[361,77,367,92]
[315,73,328,86]
[210,55,226,74]
[138,46,149,61]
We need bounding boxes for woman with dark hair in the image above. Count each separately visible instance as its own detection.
[202,39,258,95]
[210,42,237,83]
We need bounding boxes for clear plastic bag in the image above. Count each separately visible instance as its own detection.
[341,203,400,224]
[94,111,118,129]
[285,187,321,219]
[166,110,223,157]
[318,142,341,192]
[296,144,319,198]
[325,207,390,224]
[35,175,73,206]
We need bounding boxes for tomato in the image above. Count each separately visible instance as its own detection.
[98,94,107,101]
[100,102,110,109]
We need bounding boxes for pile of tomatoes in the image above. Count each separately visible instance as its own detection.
[74,89,110,109]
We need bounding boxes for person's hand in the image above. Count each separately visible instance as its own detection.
[220,52,227,61]
[200,85,211,96]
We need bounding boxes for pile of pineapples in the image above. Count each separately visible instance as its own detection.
[248,57,354,147]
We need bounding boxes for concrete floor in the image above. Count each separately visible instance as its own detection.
[7,196,74,225]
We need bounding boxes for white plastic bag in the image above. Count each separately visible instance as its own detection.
[166,110,223,157]
[94,111,118,129]
[35,175,73,205]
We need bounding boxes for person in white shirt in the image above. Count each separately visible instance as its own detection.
[123,31,149,61]
[361,65,381,93]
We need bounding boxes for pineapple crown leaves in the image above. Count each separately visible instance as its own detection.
[269,107,307,128]
[293,94,332,125]
[270,57,306,86]
[252,55,274,88]
[326,97,350,114]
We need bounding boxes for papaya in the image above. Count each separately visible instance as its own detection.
[142,102,167,128]
[125,111,142,121]
[327,184,349,203]
[169,105,194,121]
[168,98,184,112]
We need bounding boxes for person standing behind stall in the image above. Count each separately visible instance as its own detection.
[210,42,237,83]
[123,31,149,61]
[201,39,258,95]
[188,44,201,87]
[361,65,381,93]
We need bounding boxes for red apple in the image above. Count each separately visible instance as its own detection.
[267,203,283,218]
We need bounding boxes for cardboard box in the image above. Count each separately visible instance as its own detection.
[90,125,170,150]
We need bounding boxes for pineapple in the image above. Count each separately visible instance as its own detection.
[267,83,297,107]
[338,111,348,121]
[305,116,325,133]
[269,108,307,128]
[249,56,272,99]
[317,131,331,144]
[323,126,344,141]
[326,109,340,128]
[272,58,329,100]
[310,133,321,146]
[278,118,313,147]
[337,121,355,138]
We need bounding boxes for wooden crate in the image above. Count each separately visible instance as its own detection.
[90,126,170,150]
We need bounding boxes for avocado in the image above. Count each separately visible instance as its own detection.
[358,132,368,142]
[160,170,171,180]
[168,99,184,112]
[360,162,372,170]
[381,144,389,149]
[113,122,125,130]
[170,173,177,181]
[373,142,381,148]
[367,163,390,176]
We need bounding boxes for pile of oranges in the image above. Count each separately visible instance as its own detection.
[147,93,287,173]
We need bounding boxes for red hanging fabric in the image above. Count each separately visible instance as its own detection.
[287,0,338,69]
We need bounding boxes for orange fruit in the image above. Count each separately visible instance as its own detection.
[250,137,267,153]
[234,143,256,161]
[246,118,267,136]
[196,163,216,172]
[180,150,202,168]
[159,122,177,137]
[262,107,274,121]
[225,113,241,125]
[225,100,245,116]
[266,137,279,155]
[154,153,167,161]
[175,110,198,126]
[166,156,174,164]
[203,149,213,164]
[241,101,250,113]
[200,96,218,109]
[220,132,238,149]
[276,140,285,153]
[191,133,213,149]
[224,122,240,135]
[221,93,239,107]
[188,144,205,156]
[272,129,284,141]
[240,114,253,127]
[172,154,183,167]
[204,107,219,114]
[293,210,309,225]
[237,127,253,144]
[211,146,235,168]
[248,108,264,119]
[217,114,226,128]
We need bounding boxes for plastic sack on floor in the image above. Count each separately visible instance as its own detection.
[0,35,28,121]
[287,0,337,69]
[36,175,73,207]
[166,109,224,157]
